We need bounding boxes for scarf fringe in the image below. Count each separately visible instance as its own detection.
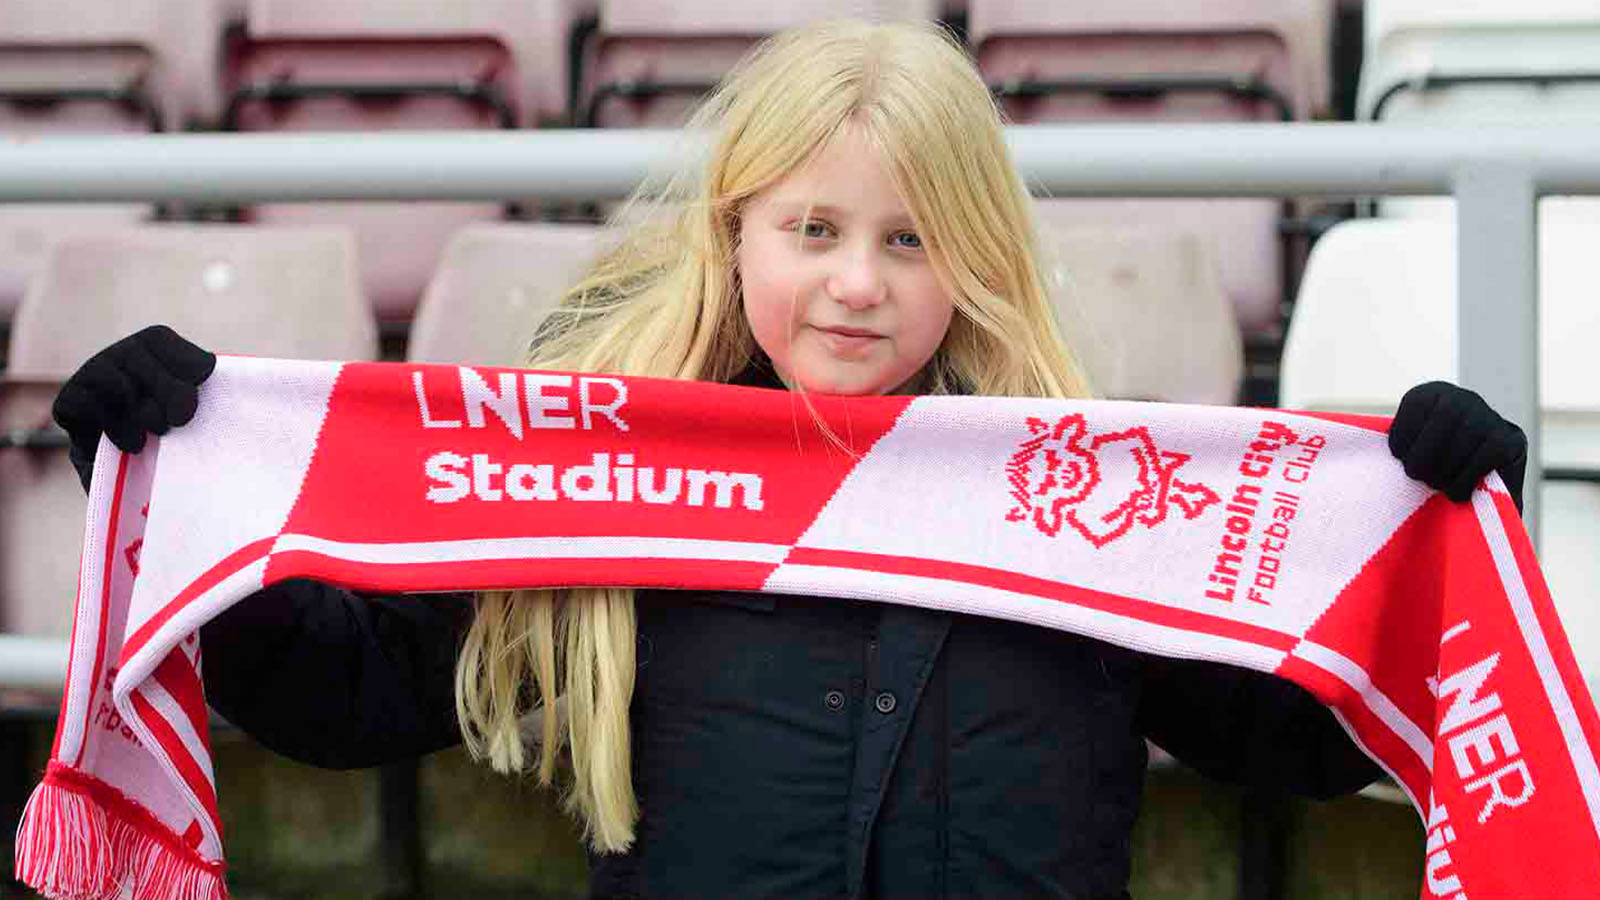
[15,765,226,900]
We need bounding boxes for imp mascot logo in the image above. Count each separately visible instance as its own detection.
[1006,415,1220,547]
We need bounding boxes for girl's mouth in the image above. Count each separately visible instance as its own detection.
[814,326,885,355]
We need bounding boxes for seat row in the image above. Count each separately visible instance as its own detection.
[2,0,1340,132]
[13,2,1600,350]
[7,3,1600,372]
[2,0,1339,341]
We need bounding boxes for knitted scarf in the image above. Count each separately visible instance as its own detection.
[15,356,1599,900]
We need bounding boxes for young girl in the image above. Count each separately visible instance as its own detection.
[54,20,1527,899]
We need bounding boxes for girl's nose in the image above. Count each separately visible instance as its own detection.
[826,248,887,309]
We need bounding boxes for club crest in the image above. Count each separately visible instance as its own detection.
[1005,414,1219,547]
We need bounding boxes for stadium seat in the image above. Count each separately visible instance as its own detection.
[0,376,82,638]
[1033,199,1283,339]
[1359,0,1600,124]
[223,0,578,325]
[1043,224,1241,405]
[411,218,1244,399]
[1359,1,1600,219]
[7,225,378,375]
[0,0,226,130]
[409,223,612,367]
[1280,217,1600,692]
[578,0,941,128]
[969,0,1334,341]
[0,225,377,637]
[969,0,1334,123]
[1,207,153,326]
[0,0,226,319]
[240,0,577,125]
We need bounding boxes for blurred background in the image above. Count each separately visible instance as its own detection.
[2,0,1597,897]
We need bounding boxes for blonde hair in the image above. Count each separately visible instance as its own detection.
[454,18,1094,853]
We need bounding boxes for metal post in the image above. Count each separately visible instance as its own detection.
[1452,165,1541,546]
[377,759,423,900]
[1,714,30,897]
[1237,787,1292,900]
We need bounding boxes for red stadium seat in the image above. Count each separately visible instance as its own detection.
[239,0,577,125]
[0,224,377,637]
[0,207,151,331]
[0,0,228,321]
[0,0,227,130]
[969,0,1332,123]
[1033,198,1283,340]
[1043,223,1242,405]
[578,0,942,128]
[969,0,1334,341]
[223,0,580,326]
[0,375,83,638]
[6,225,378,375]
[409,222,613,367]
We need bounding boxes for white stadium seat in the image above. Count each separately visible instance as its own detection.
[1281,217,1600,692]
[1360,0,1600,219]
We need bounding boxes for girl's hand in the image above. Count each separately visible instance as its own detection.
[51,325,216,492]
[1388,381,1529,512]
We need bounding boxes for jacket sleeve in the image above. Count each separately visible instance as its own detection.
[199,578,475,770]
[1137,655,1383,799]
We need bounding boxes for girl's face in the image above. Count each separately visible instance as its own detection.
[736,124,955,396]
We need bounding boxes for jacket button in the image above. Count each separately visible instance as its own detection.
[824,689,846,712]
[874,691,897,714]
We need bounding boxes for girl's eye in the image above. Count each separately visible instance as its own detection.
[796,220,835,239]
[890,231,923,250]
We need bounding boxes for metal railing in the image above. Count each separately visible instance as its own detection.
[4,121,1599,690]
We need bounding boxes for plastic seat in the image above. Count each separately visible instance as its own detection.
[240,0,575,125]
[0,225,377,637]
[1042,224,1242,406]
[3,0,167,134]
[1280,218,1600,691]
[409,223,613,367]
[226,0,577,325]
[969,1,1333,341]
[579,0,941,128]
[0,0,224,319]
[0,378,85,639]
[7,225,378,377]
[1360,0,1600,123]
[1034,199,1282,338]
[0,0,225,131]
[1359,1,1600,220]
[0,206,154,324]
[1359,0,1600,219]
[969,0,1334,124]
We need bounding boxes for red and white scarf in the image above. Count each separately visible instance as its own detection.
[16,355,1600,900]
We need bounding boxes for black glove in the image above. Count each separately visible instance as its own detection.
[1389,381,1529,513]
[51,325,216,493]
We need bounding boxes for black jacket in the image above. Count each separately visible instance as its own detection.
[201,576,1379,900]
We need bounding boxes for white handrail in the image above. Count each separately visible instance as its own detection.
[3,123,1600,200]
[0,635,69,691]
